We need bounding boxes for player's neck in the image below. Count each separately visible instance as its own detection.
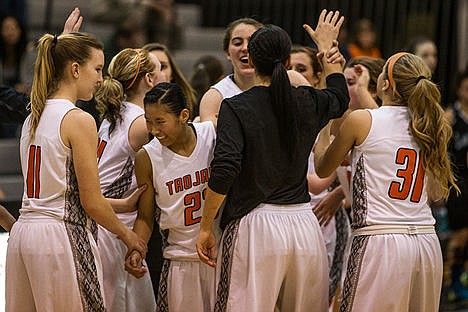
[168,125,196,157]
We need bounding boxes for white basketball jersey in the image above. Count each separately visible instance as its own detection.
[19,99,93,228]
[350,106,434,229]
[143,122,216,260]
[308,149,328,207]
[211,75,242,99]
[98,102,144,199]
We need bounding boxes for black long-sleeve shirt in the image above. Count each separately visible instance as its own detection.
[208,73,349,229]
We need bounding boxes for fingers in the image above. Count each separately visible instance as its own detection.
[318,9,327,24]
[336,16,345,29]
[196,244,217,267]
[72,16,83,32]
[302,24,315,39]
[325,10,334,24]
[330,11,340,25]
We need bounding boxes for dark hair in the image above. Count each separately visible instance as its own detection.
[190,55,224,117]
[0,15,28,85]
[346,56,385,105]
[144,82,189,117]
[248,24,297,159]
[290,46,323,77]
[222,17,263,52]
[455,69,468,91]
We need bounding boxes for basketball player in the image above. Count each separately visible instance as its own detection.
[94,48,162,311]
[5,32,146,311]
[314,52,458,311]
[197,10,348,311]
[125,82,217,312]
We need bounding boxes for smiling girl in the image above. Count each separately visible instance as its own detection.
[126,82,217,312]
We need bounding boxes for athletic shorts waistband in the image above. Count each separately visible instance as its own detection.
[253,202,311,214]
[353,224,436,236]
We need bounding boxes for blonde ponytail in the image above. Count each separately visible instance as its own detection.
[95,76,124,134]
[29,34,56,142]
[388,53,459,199]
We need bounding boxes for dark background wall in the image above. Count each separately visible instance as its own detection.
[199,0,460,105]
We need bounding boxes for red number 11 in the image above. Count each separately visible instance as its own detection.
[26,145,41,198]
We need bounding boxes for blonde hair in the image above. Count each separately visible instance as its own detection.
[385,53,459,199]
[95,48,155,134]
[29,32,103,141]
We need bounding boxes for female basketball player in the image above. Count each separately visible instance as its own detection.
[197,10,348,311]
[314,52,458,311]
[126,82,218,311]
[94,47,162,311]
[5,32,146,311]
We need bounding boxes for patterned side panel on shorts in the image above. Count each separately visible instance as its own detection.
[156,203,171,312]
[102,156,133,199]
[351,155,368,229]
[64,157,105,312]
[329,206,350,301]
[156,258,171,312]
[339,235,369,312]
[214,219,241,312]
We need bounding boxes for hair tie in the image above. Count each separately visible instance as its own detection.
[52,34,58,45]
[387,52,408,97]
[126,50,142,90]
[417,76,427,82]
[273,59,282,65]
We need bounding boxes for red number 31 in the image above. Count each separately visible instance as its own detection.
[388,148,425,203]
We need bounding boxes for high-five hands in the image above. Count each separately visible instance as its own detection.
[303,10,344,53]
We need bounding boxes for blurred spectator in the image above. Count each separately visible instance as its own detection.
[0,15,28,92]
[0,15,28,138]
[406,36,438,74]
[347,19,381,59]
[92,0,180,50]
[190,55,224,118]
[0,0,26,26]
[444,69,468,309]
[106,17,147,70]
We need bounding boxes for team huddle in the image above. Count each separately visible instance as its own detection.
[1,7,457,312]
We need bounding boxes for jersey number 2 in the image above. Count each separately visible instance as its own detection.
[184,189,206,226]
[388,148,424,203]
[26,145,41,198]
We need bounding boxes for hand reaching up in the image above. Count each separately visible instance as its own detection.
[63,7,83,33]
[303,10,344,53]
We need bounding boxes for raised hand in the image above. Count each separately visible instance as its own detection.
[63,7,83,34]
[303,10,344,53]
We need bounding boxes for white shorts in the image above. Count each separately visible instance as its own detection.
[6,216,105,311]
[215,203,329,312]
[98,211,156,312]
[156,259,216,312]
[340,230,442,312]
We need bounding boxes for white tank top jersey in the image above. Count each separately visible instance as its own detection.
[19,99,92,227]
[308,148,328,207]
[211,74,242,99]
[98,102,144,199]
[143,121,216,260]
[350,106,435,229]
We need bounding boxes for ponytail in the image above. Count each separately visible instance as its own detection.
[248,25,298,159]
[95,76,124,134]
[29,32,103,142]
[388,53,459,199]
[29,34,57,142]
